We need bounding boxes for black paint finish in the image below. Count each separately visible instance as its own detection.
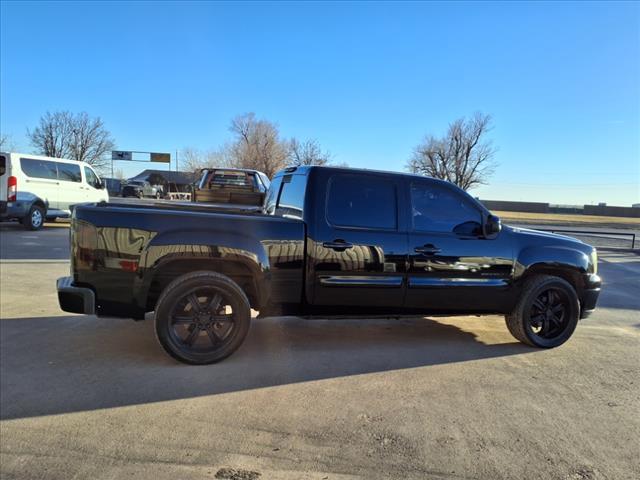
[59,166,600,320]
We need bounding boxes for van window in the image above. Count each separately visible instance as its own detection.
[84,166,101,189]
[20,158,57,180]
[0,155,6,176]
[327,174,397,230]
[275,174,305,219]
[57,163,82,183]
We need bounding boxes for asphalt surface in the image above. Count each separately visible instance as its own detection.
[0,223,639,480]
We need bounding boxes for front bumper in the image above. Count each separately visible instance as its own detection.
[57,276,95,315]
[580,273,602,319]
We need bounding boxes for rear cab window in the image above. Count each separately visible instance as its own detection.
[275,174,306,220]
[208,170,252,188]
[326,174,397,230]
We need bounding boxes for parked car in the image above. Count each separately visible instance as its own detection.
[103,177,125,197]
[0,151,108,230]
[122,180,163,199]
[57,166,601,364]
[192,168,270,206]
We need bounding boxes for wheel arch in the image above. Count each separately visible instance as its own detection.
[136,230,271,312]
[142,257,264,312]
[515,246,590,296]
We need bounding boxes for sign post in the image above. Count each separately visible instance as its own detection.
[110,150,172,178]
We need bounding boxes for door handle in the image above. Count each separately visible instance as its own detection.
[323,240,354,252]
[414,244,441,255]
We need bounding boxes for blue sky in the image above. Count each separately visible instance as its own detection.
[1,1,638,205]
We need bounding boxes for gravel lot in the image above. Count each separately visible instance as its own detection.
[0,223,638,480]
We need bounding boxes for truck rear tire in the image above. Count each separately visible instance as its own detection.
[506,275,580,348]
[154,271,251,365]
[22,204,45,230]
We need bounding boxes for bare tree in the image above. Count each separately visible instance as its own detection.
[28,111,115,169]
[288,138,332,166]
[67,112,115,169]
[27,111,74,159]
[407,112,497,190]
[228,113,288,178]
[0,133,17,150]
[180,146,229,173]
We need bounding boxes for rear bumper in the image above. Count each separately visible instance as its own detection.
[580,273,601,319]
[0,201,29,219]
[57,276,95,315]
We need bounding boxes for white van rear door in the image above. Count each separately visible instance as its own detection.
[0,153,8,200]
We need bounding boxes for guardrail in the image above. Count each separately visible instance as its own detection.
[537,228,636,249]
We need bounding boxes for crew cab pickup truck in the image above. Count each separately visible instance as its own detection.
[57,166,601,364]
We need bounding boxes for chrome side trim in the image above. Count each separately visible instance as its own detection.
[319,275,404,287]
[408,277,507,287]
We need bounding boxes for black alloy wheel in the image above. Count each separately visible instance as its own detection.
[169,288,236,352]
[154,271,251,364]
[527,288,571,341]
[505,275,580,348]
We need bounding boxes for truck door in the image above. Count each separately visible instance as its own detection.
[310,171,408,308]
[404,179,514,312]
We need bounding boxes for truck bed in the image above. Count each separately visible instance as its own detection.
[71,201,306,318]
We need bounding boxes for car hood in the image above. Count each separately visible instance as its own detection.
[505,225,593,252]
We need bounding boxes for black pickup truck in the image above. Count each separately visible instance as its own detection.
[57,166,601,364]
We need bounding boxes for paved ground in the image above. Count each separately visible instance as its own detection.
[0,226,639,479]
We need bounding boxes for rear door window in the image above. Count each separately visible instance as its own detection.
[0,155,6,176]
[20,158,57,180]
[57,162,82,183]
[327,174,397,230]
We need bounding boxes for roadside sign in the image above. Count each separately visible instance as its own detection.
[112,151,133,161]
[151,152,171,163]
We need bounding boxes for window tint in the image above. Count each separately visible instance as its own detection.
[0,155,6,176]
[57,162,82,183]
[276,174,305,219]
[411,182,482,235]
[20,158,57,180]
[327,174,397,229]
[264,175,283,215]
[84,166,101,188]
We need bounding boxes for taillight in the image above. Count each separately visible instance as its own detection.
[7,176,17,202]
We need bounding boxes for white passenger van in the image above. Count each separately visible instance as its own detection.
[0,152,109,230]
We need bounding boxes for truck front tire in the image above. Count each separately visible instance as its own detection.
[154,271,251,365]
[506,275,580,348]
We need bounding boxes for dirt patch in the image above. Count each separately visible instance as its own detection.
[215,467,261,480]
